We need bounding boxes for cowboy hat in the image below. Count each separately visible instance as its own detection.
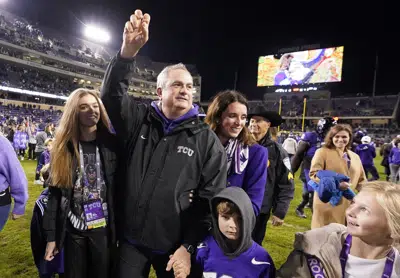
[248,105,283,127]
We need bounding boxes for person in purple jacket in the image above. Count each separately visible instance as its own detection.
[13,124,28,160]
[0,135,28,231]
[205,90,268,216]
[36,138,53,185]
[355,136,379,181]
[188,187,275,278]
[389,138,400,183]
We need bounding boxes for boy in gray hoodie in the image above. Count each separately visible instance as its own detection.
[174,187,275,278]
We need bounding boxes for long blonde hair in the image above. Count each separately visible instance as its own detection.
[50,88,113,188]
[361,181,400,244]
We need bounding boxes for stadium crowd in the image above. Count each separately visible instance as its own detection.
[1,8,400,278]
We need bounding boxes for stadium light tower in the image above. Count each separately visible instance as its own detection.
[84,25,111,44]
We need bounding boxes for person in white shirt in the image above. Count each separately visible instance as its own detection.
[282,134,297,159]
[278,181,400,278]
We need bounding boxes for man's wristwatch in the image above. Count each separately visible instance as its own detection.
[183,244,195,255]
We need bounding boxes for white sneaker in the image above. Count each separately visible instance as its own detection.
[34,180,43,185]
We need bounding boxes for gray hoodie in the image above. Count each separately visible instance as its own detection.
[210,186,255,258]
[35,131,47,153]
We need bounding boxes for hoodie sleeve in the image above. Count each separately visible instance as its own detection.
[291,141,310,174]
[100,52,143,140]
[0,137,28,215]
[389,149,394,164]
[355,146,360,156]
[277,251,311,278]
[260,252,276,278]
[195,240,209,271]
[42,185,61,242]
[181,136,228,247]
[243,145,268,216]
[371,146,376,158]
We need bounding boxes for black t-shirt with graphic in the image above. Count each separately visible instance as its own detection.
[68,140,108,231]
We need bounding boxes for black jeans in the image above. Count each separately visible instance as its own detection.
[363,165,380,180]
[64,227,109,278]
[18,148,26,157]
[297,191,315,211]
[40,274,65,278]
[28,143,37,159]
[35,151,44,180]
[252,212,271,245]
[118,243,201,278]
[118,243,174,278]
[384,165,391,181]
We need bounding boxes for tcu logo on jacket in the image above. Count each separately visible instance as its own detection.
[177,146,194,157]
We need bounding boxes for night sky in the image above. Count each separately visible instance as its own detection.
[3,0,394,101]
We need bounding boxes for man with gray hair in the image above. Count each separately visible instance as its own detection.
[101,9,227,278]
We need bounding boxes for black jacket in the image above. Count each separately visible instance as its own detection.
[42,128,118,251]
[381,143,393,167]
[100,53,227,252]
[31,189,64,275]
[258,135,294,218]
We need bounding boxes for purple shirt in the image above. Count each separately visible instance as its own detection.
[151,102,199,135]
[227,144,268,216]
[0,135,28,214]
[355,144,376,166]
[389,147,400,165]
[13,131,28,150]
[196,236,275,278]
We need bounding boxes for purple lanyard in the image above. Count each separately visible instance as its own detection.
[343,152,351,169]
[307,234,395,278]
[340,234,395,278]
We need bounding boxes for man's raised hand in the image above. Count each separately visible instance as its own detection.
[121,9,151,58]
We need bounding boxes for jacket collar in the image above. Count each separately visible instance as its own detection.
[148,107,208,135]
[294,223,346,277]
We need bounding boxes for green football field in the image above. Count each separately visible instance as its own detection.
[0,153,387,277]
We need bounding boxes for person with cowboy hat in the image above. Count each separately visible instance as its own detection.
[248,105,295,245]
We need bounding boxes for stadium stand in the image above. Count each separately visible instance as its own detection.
[0,8,398,145]
[0,9,202,104]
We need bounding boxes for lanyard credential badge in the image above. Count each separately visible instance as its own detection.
[79,143,106,229]
[306,234,395,278]
[83,199,106,229]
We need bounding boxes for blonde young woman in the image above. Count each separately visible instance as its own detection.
[309,124,366,229]
[278,181,400,278]
[43,89,119,278]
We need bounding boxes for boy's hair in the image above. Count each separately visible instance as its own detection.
[44,138,53,146]
[216,200,241,218]
[361,181,400,244]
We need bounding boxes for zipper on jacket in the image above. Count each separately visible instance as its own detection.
[136,136,170,240]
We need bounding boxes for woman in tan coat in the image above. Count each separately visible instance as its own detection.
[310,124,366,229]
